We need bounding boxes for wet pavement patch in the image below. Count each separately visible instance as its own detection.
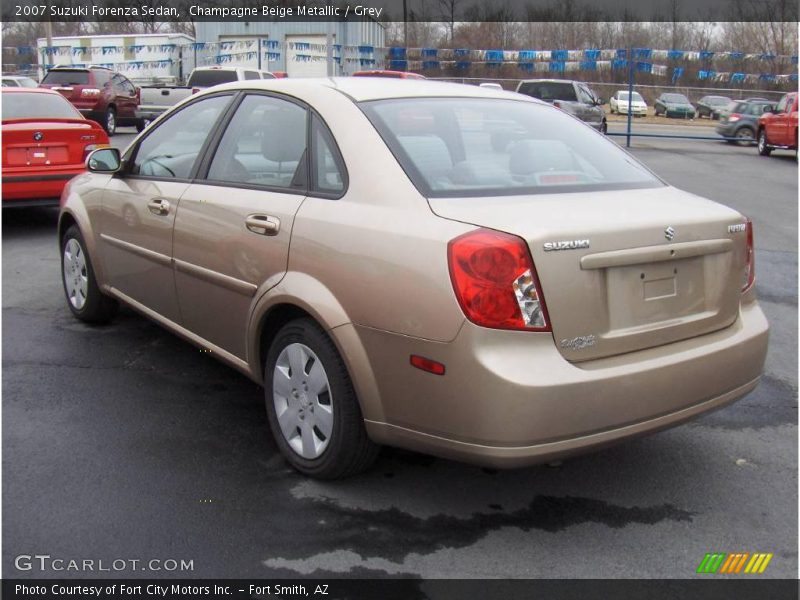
[691,374,797,430]
[280,494,696,563]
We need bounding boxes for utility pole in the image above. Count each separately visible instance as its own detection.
[403,0,408,47]
[44,19,53,80]
[326,21,334,77]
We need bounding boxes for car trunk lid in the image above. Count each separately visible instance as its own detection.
[2,119,104,167]
[430,186,747,362]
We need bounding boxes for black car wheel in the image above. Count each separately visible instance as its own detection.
[757,130,772,156]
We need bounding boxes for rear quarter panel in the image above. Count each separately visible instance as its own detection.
[275,86,471,343]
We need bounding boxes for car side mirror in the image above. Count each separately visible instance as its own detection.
[86,147,121,173]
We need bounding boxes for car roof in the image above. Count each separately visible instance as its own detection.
[518,79,577,83]
[1,86,61,95]
[204,77,542,103]
[49,65,111,71]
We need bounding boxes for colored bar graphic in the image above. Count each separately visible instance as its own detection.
[697,553,726,573]
[697,552,772,575]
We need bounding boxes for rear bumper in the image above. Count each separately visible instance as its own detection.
[715,123,738,136]
[78,109,104,122]
[665,109,696,118]
[617,107,647,116]
[136,107,168,121]
[352,301,768,468]
[2,169,83,202]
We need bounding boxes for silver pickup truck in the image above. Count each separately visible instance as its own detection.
[137,66,276,126]
[516,79,608,134]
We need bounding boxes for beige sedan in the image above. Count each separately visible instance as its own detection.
[59,79,768,479]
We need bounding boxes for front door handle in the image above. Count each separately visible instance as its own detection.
[147,198,170,216]
[245,214,280,236]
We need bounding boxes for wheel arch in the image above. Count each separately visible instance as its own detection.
[58,203,106,285]
[248,276,385,422]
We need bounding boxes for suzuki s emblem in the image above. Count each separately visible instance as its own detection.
[664,226,675,241]
[33,131,43,142]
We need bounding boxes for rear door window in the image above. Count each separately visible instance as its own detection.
[310,114,346,195]
[206,94,308,191]
[243,71,260,80]
[42,70,89,85]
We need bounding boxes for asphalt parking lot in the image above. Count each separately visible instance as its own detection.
[3,125,797,579]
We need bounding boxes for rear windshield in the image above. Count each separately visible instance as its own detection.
[187,70,238,87]
[42,70,90,85]
[517,81,577,102]
[361,98,662,197]
[2,92,82,119]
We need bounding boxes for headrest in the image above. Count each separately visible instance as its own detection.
[260,109,307,163]
[509,140,576,175]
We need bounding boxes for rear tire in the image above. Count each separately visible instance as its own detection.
[757,129,772,156]
[599,120,608,135]
[60,225,118,324]
[735,127,755,146]
[103,107,116,136]
[264,318,379,479]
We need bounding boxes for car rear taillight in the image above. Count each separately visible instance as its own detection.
[81,88,101,98]
[191,87,200,94]
[743,218,755,292]
[728,113,741,122]
[82,143,110,161]
[448,229,550,331]
[552,100,562,109]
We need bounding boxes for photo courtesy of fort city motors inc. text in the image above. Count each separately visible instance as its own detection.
[0,0,798,598]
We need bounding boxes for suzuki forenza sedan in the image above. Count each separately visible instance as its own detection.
[60,79,768,479]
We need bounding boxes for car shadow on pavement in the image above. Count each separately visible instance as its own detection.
[2,206,60,240]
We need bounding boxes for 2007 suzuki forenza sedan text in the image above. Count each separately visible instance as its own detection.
[59,79,769,479]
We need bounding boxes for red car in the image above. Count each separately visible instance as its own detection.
[2,87,109,207]
[757,91,798,156]
[39,66,141,135]
[351,70,426,79]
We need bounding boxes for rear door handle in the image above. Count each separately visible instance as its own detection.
[147,198,170,216]
[245,214,280,236]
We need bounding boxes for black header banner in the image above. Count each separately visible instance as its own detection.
[2,0,798,23]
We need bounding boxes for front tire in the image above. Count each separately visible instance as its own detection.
[135,118,149,133]
[599,120,608,135]
[757,130,772,156]
[61,225,118,323]
[264,318,379,479]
